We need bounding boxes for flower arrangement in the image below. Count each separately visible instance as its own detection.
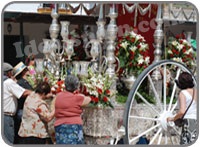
[116,30,150,76]
[81,68,115,108]
[166,37,196,69]
[44,68,66,95]
[26,64,67,95]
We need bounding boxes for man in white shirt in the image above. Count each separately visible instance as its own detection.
[3,62,31,144]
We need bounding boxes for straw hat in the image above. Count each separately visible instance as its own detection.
[13,62,27,77]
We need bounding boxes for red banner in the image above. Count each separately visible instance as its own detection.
[117,4,158,63]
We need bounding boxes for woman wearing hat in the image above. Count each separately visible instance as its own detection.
[167,72,197,145]
[13,62,33,144]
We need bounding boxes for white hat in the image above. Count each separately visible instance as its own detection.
[3,62,13,72]
[13,62,27,77]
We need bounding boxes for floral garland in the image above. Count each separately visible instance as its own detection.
[166,36,196,69]
[116,30,150,76]
[81,68,115,108]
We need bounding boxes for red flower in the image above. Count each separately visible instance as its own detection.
[131,38,135,42]
[139,38,143,42]
[97,88,103,94]
[172,49,176,53]
[186,55,190,58]
[180,40,183,44]
[126,36,130,40]
[170,54,173,57]
[51,90,57,95]
[144,65,147,69]
[44,77,48,81]
[106,90,110,94]
[130,51,135,56]
[181,33,185,39]
[91,96,95,101]
[176,35,180,39]
[118,43,121,48]
[129,63,133,66]
[103,97,108,102]
[139,64,143,67]
[182,58,186,62]
[130,56,134,60]
[176,51,179,55]
[94,97,99,102]
[137,45,141,49]
[60,80,64,85]
[183,49,186,53]
[56,87,62,93]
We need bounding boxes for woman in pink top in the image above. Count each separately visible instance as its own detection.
[54,75,91,144]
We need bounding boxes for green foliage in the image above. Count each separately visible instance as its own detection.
[116,93,128,104]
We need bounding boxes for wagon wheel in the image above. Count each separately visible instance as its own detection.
[123,60,197,145]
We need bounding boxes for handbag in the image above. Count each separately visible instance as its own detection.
[174,89,195,127]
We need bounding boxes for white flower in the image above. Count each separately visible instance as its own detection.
[145,56,150,64]
[185,48,193,54]
[177,44,184,51]
[130,46,137,52]
[91,77,97,83]
[172,57,183,63]
[168,49,172,54]
[183,39,189,45]
[136,35,141,41]
[172,41,178,46]
[138,55,144,64]
[139,43,147,51]
[138,35,145,41]
[89,90,98,97]
[51,87,56,91]
[130,31,137,38]
[121,41,129,49]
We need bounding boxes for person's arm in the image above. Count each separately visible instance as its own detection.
[36,103,55,122]
[82,96,91,106]
[77,94,91,106]
[9,79,31,98]
[21,89,31,98]
[167,92,186,122]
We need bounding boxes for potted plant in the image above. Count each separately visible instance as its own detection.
[80,69,118,139]
[116,29,150,89]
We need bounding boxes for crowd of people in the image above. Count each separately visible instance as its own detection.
[3,56,91,145]
[3,57,197,145]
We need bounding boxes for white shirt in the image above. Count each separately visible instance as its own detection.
[179,90,197,120]
[3,78,25,114]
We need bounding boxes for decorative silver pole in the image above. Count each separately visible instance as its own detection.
[151,4,164,105]
[49,3,61,80]
[153,4,163,63]
[96,4,106,73]
[105,4,118,79]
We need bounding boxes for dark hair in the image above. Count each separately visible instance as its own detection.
[175,72,194,90]
[65,75,79,92]
[35,82,51,95]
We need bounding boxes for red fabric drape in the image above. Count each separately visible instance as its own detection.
[117,4,158,63]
